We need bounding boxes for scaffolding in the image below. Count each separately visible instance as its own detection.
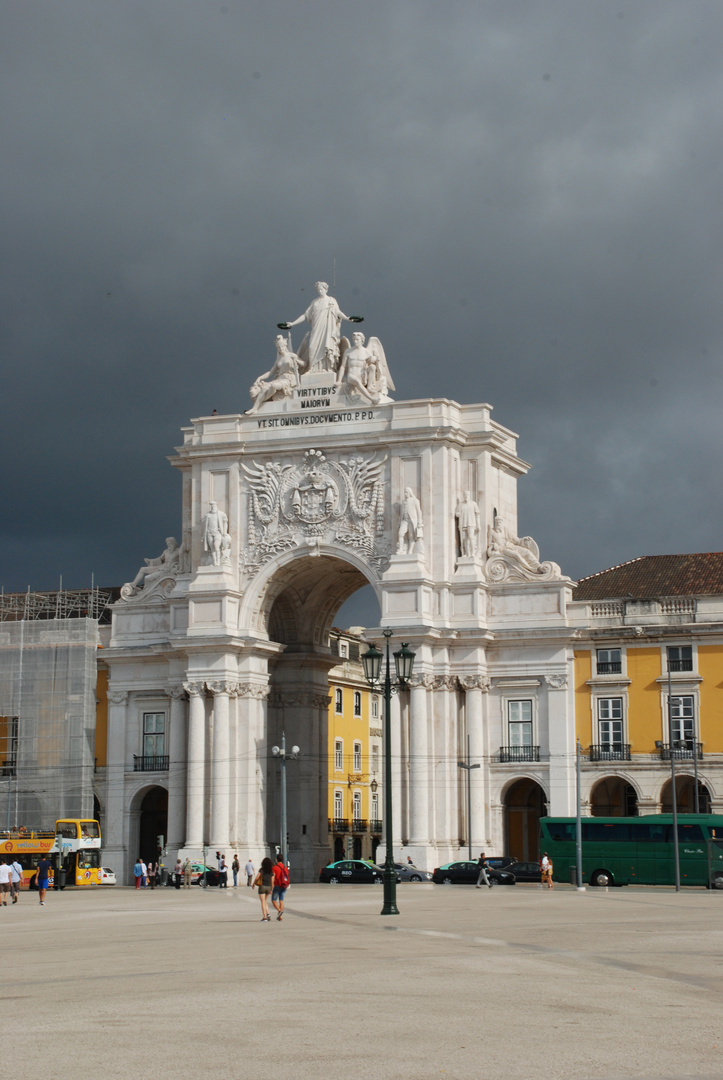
[0,586,115,623]
[0,593,106,830]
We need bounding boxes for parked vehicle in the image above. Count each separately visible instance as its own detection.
[99,866,117,885]
[504,860,542,883]
[319,860,399,884]
[432,860,516,886]
[392,862,433,882]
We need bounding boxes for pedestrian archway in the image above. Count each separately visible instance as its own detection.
[661,777,711,814]
[137,786,168,866]
[503,778,547,861]
[589,776,638,817]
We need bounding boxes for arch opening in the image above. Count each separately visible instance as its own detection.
[661,777,711,814]
[503,778,547,861]
[589,776,638,817]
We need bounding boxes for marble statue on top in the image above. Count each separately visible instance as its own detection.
[278,280,359,373]
[485,514,561,582]
[455,490,481,559]
[246,281,395,413]
[121,537,182,601]
[203,501,231,566]
[337,332,394,405]
[396,488,424,556]
[248,336,302,413]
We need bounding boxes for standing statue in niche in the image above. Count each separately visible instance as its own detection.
[455,490,481,558]
[248,336,302,413]
[203,501,230,566]
[278,281,362,373]
[122,537,181,598]
[396,488,424,555]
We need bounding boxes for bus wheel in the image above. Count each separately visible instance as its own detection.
[590,869,614,887]
[711,873,723,890]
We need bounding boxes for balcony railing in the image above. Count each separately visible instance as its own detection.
[498,745,540,763]
[596,662,622,675]
[668,658,693,672]
[328,818,349,833]
[369,819,383,833]
[589,744,631,762]
[659,741,703,761]
[350,818,368,833]
[133,755,169,772]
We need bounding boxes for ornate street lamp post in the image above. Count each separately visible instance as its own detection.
[271,733,300,865]
[362,630,415,915]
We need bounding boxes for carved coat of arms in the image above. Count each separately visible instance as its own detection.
[241,449,390,576]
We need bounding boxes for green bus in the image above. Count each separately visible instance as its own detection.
[540,815,723,888]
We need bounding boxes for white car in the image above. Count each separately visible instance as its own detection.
[99,866,117,885]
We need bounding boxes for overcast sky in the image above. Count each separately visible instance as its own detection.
[2,1,722,625]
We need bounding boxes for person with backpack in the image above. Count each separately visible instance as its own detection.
[271,854,290,921]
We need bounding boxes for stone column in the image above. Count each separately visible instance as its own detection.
[165,686,187,852]
[408,674,431,846]
[390,691,404,848]
[184,681,206,849]
[104,689,128,879]
[460,676,490,852]
[546,673,576,816]
[209,680,235,849]
[236,681,270,860]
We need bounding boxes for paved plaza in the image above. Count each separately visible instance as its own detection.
[5,881,722,1079]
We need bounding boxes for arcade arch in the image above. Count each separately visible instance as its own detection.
[661,777,711,814]
[131,785,168,869]
[589,776,638,817]
[503,778,547,861]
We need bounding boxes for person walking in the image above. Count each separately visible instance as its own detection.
[10,858,23,904]
[133,858,143,889]
[476,852,492,889]
[0,858,12,906]
[147,860,156,890]
[36,855,52,906]
[271,853,290,921]
[245,858,255,887]
[173,858,183,889]
[541,852,554,889]
[253,857,274,921]
[232,855,240,888]
[218,855,228,888]
[182,857,193,888]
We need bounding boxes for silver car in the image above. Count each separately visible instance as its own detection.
[391,862,433,882]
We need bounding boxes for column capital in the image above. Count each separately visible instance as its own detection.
[238,682,272,700]
[165,685,186,700]
[458,675,491,693]
[207,680,237,697]
[408,673,434,690]
[183,681,206,698]
[107,689,129,706]
[545,674,568,689]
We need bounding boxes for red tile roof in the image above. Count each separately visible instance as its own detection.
[575,554,723,600]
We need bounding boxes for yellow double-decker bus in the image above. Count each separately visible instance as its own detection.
[0,819,102,888]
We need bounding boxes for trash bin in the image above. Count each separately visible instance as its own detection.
[569,865,577,885]
[54,869,67,891]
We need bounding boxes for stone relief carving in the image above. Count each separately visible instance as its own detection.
[396,488,424,556]
[107,689,129,706]
[336,333,394,405]
[242,448,390,576]
[120,537,181,602]
[455,491,481,559]
[237,682,271,700]
[407,673,435,690]
[207,680,238,697]
[203,501,231,567]
[269,691,331,709]
[248,336,302,413]
[432,674,461,691]
[485,514,561,583]
[165,685,186,701]
[545,674,568,689]
[183,681,206,698]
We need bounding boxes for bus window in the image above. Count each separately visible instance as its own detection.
[55,822,78,839]
[582,823,631,842]
[77,851,100,870]
[676,823,704,842]
[631,823,667,842]
[546,823,575,842]
[80,821,100,839]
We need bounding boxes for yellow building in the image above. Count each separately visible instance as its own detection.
[571,554,723,815]
[327,629,382,861]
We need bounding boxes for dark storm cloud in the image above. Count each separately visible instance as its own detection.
[2,1,723,603]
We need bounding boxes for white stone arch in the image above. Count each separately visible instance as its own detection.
[498,774,549,861]
[587,773,640,816]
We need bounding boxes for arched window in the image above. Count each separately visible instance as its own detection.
[335,688,343,714]
[334,740,343,771]
[353,691,362,717]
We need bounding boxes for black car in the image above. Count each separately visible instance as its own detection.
[504,860,543,883]
[319,860,398,884]
[432,860,516,885]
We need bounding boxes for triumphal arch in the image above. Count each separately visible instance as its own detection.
[103,282,576,881]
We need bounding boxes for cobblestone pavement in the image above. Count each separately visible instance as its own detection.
[5,882,722,1079]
